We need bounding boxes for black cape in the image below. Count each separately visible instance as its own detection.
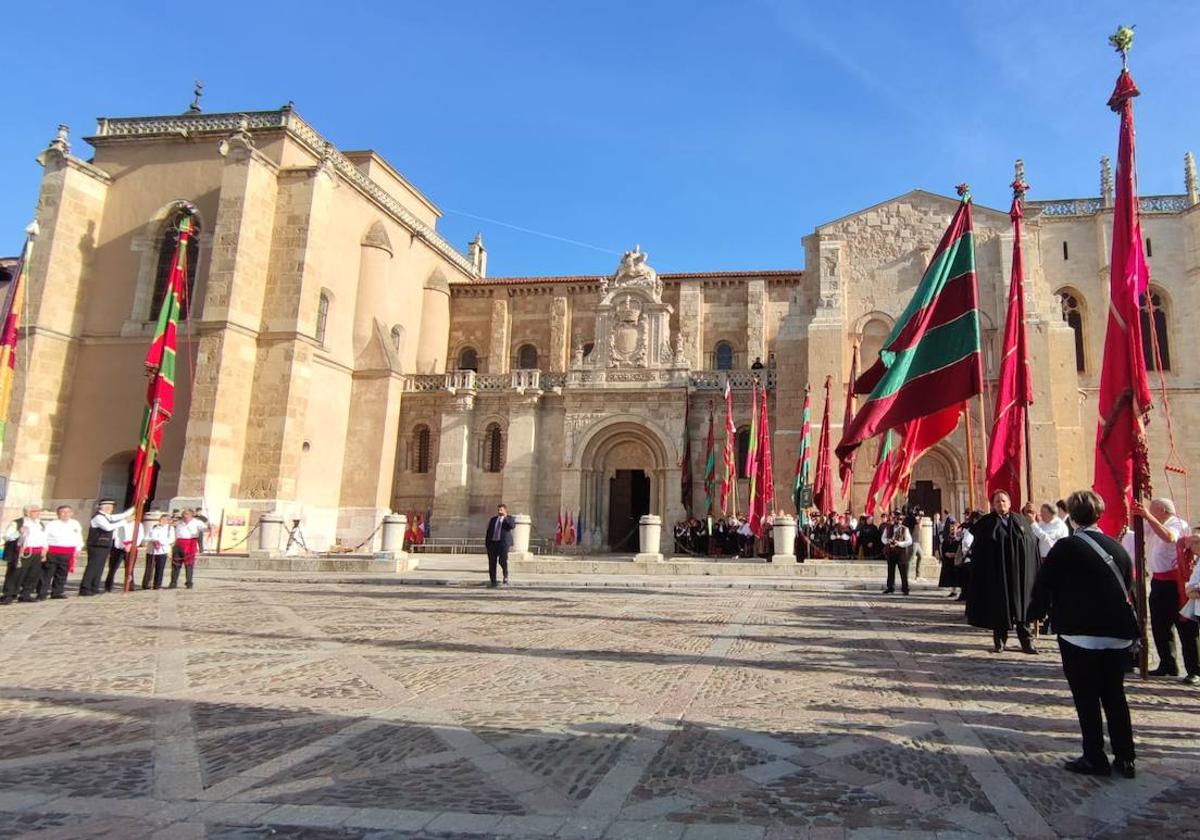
[965,512,1040,631]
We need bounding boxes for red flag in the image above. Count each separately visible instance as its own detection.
[750,382,775,537]
[838,345,860,501]
[985,177,1034,507]
[746,382,761,522]
[132,214,193,492]
[883,405,964,506]
[1094,64,1153,537]
[721,378,736,515]
[812,375,835,516]
[864,431,896,517]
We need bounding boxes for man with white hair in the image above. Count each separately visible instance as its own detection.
[1,505,40,605]
[1133,497,1195,679]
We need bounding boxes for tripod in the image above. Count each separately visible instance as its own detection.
[284,520,309,554]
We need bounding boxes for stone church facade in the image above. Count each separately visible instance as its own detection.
[3,107,1197,549]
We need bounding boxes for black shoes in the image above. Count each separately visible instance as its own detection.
[1148,666,1179,677]
[1180,674,1200,686]
[993,641,1006,653]
[1020,641,1039,655]
[881,588,894,594]
[1064,756,1112,777]
[1113,758,1136,779]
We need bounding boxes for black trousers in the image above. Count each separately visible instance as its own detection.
[885,550,910,594]
[104,548,128,592]
[141,554,167,590]
[485,542,508,584]
[43,550,71,598]
[995,623,1032,648]
[169,560,195,588]
[1149,577,1193,674]
[1058,638,1135,763]
[2,544,20,600]
[80,545,110,594]
[17,552,49,600]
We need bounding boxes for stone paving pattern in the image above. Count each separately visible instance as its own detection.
[0,576,1197,839]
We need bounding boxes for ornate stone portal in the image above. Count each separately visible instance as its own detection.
[571,246,686,385]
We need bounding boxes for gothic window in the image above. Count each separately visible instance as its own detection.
[1140,288,1170,371]
[1058,290,1086,373]
[483,423,504,473]
[412,425,431,474]
[150,209,201,320]
[1145,237,1153,258]
[714,342,734,371]
[458,346,479,372]
[735,426,751,478]
[582,342,595,358]
[1062,241,1069,261]
[516,343,539,369]
[858,317,891,373]
[316,291,331,345]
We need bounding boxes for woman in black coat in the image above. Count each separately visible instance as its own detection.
[938,517,961,597]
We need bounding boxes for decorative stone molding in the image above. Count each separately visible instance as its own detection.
[1027,195,1188,217]
[361,221,394,255]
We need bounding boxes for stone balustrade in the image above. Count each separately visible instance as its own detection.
[405,368,775,394]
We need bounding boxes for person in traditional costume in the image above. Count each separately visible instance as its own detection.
[1132,498,1195,680]
[938,516,962,598]
[81,499,134,596]
[140,514,174,590]
[1,505,40,605]
[14,507,47,602]
[966,489,1041,654]
[104,517,134,592]
[43,506,82,599]
[170,508,204,589]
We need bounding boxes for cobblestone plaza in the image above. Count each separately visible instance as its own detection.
[0,577,1196,839]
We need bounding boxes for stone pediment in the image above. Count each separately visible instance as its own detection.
[815,189,1011,234]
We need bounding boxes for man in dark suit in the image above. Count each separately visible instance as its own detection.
[484,503,515,587]
[966,489,1041,654]
[1029,489,1139,779]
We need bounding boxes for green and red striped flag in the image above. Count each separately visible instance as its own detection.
[836,187,982,468]
[133,214,194,489]
[792,384,812,523]
[0,222,37,459]
[703,404,717,534]
[720,377,736,515]
[863,430,896,517]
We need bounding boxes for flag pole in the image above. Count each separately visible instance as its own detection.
[124,399,160,592]
[963,399,977,512]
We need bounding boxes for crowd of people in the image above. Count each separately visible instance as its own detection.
[0,499,209,604]
[673,515,773,558]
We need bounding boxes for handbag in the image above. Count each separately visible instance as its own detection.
[1076,530,1143,656]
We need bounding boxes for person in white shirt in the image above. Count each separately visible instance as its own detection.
[171,509,205,589]
[81,499,134,596]
[14,506,48,602]
[104,518,135,593]
[42,506,83,599]
[1132,498,1192,678]
[1031,503,1070,559]
[2,505,41,605]
[140,514,175,590]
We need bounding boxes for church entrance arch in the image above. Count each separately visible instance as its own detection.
[907,443,966,515]
[576,418,672,552]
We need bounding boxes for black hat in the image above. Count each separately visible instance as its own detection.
[97,498,116,507]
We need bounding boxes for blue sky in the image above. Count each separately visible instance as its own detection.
[3,2,1198,276]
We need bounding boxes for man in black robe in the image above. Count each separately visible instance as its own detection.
[966,489,1041,654]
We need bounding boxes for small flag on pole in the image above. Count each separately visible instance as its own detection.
[0,222,37,460]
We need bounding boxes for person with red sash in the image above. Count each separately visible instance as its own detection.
[170,508,204,589]
[14,507,47,602]
[43,505,83,600]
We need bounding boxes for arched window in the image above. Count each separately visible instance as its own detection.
[412,425,431,474]
[316,291,331,345]
[858,318,891,374]
[483,423,504,473]
[150,209,201,320]
[516,343,539,369]
[458,346,479,372]
[582,341,595,358]
[714,341,734,371]
[1058,290,1086,373]
[1140,288,1170,371]
[735,426,751,478]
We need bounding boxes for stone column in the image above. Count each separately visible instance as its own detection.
[548,294,570,372]
[746,278,767,364]
[771,515,797,563]
[486,294,510,373]
[256,513,285,554]
[635,514,663,562]
[177,128,279,513]
[432,390,476,536]
[510,513,533,562]
[503,390,541,522]
[416,272,451,374]
[677,284,704,369]
[0,131,110,520]
[917,516,933,577]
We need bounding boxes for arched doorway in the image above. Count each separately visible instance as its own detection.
[576,418,673,552]
[98,451,162,509]
[907,443,965,516]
